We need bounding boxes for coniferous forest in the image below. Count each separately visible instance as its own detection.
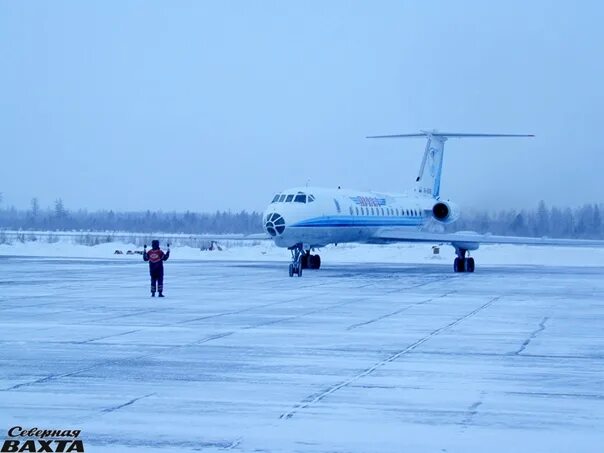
[0,198,602,239]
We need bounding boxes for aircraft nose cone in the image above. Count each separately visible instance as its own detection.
[264,212,285,237]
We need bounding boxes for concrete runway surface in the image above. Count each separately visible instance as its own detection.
[1,257,603,452]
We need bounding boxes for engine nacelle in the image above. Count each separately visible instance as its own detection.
[432,201,460,224]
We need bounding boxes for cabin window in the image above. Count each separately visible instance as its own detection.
[334,199,341,213]
[294,194,306,203]
[285,194,294,202]
[355,207,359,216]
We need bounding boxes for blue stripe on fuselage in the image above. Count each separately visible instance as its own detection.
[290,216,423,228]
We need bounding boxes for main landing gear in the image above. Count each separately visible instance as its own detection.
[453,248,475,273]
[301,251,321,270]
[288,245,321,277]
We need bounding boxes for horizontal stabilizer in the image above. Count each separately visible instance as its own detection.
[367,131,534,139]
[374,229,604,248]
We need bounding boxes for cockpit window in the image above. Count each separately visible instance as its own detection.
[294,194,306,203]
[271,194,280,203]
[285,194,294,202]
[278,194,286,202]
[308,194,315,202]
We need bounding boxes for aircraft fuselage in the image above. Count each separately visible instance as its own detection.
[263,186,445,249]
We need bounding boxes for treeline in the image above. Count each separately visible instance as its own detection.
[449,201,603,239]
[0,199,262,234]
[0,198,602,238]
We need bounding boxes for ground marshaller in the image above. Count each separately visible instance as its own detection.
[143,239,170,297]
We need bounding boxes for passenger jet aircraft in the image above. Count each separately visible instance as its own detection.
[260,131,604,277]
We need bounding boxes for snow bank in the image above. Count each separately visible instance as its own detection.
[1,236,603,267]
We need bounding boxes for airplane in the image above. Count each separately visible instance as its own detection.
[261,131,604,277]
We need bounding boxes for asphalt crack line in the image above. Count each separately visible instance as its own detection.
[280,296,500,420]
[347,291,455,331]
[77,329,141,344]
[460,391,486,430]
[514,316,549,355]
[100,393,156,414]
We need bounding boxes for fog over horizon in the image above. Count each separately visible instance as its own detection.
[2,1,603,213]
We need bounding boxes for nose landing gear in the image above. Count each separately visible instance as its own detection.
[289,247,303,277]
[288,245,321,277]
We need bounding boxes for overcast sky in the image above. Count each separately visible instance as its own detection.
[1,1,603,212]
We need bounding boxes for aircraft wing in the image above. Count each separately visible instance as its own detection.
[187,233,270,241]
[374,228,604,248]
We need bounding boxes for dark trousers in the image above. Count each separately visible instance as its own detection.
[150,269,164,293]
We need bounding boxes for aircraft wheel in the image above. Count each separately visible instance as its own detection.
[454,257,465,273]
[288,263,294,277]
[297,264,303,277]
[300,254,309,269]
[465,257,475,273]
[312,254,321,270]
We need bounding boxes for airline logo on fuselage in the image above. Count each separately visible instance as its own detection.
[349,196,386,207]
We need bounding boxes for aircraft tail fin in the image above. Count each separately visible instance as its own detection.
[366,130,534,199]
